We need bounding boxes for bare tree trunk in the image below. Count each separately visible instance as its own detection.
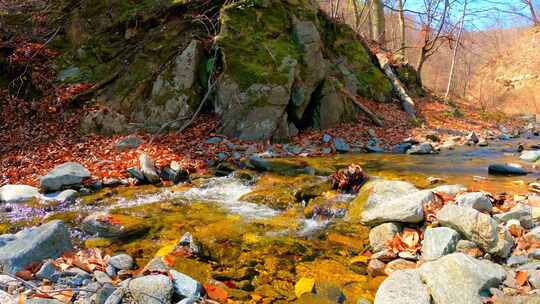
[444,0,467,100]
[527,0,539,25]
[366,0,373,40]
[397,0,406,57]
[416,50,426,88]
[376,53,416,118]
[372,0,385,46]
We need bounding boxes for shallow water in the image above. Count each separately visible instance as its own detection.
[3,137,540,303]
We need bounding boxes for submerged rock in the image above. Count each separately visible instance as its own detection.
[374,269,430,304]
[520,150,540,162]
[82,212,150,239]
[170,270,204,299]
[0,220,72,273]
[360,190,432,226]
[108,254,134,270]
[406,143,433,155]
[418,253,506,304]
[0,185,39,203]
[488,164,527,175]
[39,162,91,192]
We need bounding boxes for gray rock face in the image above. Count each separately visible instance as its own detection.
[430,184,467,195]
[143,40,203,128]
[333,138,351,153]
[361,190,433,226]
[419,253,506,304]
[170,270,204,299]
[139,153,160,184]
[406,143,433,155]
[455,192,493,213]
[422,227,461,261]
[39,162,91,192]
[374,269,431,304]
[0,220,72,273]
[0,185,39,203]
[495,206,534,228]
[129,274,173,304]
[108,254,134,270]
[369,223,401,252]
[437,204,506,256]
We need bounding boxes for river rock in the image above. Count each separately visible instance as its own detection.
[437,204,509,257]
[0,220,72,273]
[333,138,350,153]
[494,206,534,228]
[520,150,540,162]
[39,162,91,192]
[488,164,527,175]
[0,184,39,203]
[368,258,386,276]
[418,253,506,304]
[170,270,204,298]
[384,258,416,275]
[374,269,430,304]
[430,184,467,195]
[466,131,479,144]
[103,287,124,304]
[95,283,115,304]
[45,189,79,203]
[94,270,113,284]
[529,270,540,289]
[129,274,173,304]
[456,240,482,257]
[139,153,160,184]
[25,299,63,304]
[108,253,134,270]
[115,136,143,151]
[525,227,540,243]
[82,212,149,239]
[455,192,493,213]
[422,227,461,261]
[369,223,401,252]
[406,142,433,155]
[360,190,433,226]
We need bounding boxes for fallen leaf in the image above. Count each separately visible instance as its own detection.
[294,277,315,298]
[204,283,228,302]
[516,271,528,287]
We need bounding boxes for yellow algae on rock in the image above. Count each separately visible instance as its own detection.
[294,277,315,298]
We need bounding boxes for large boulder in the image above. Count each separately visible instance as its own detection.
[437,205,513,257]
[455,192,493,213]
[374,269,431,304]
[418,253,506,304]
[0,185,39,203]
[214,0,392,141]
[348,179,418,221]
[39,162,91,192]
[360,190,433,226]
[0,220,72,273]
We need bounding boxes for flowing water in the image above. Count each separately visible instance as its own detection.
[3,138,540,303]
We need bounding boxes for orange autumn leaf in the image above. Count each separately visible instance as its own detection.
[204,283,228,302]
[516,271,529,287]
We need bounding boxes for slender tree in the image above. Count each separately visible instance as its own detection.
[372,0,386,45]
[444,0,467,100]
[397,0,406,57]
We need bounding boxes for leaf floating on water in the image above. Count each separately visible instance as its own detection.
[204,283,228,302]
[349,255,370,265]
[154,240,178,257]
[294,277,315,298]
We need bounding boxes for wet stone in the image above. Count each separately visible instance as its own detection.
[129,274,173,304]
[374,269,430,304]
[108,254,134,270]
[369,222,401,252]
[95,283,115,304]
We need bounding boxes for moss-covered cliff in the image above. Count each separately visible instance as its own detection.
[1,0,396,141]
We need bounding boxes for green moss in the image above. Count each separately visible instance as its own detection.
[217,0,301,90]
[318,14,392,102]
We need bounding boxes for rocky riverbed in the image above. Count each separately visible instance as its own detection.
[2,124,540,303]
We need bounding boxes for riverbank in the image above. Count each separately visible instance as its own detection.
[0,97,526,187]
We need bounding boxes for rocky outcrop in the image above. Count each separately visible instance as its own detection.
[214,0,392,140]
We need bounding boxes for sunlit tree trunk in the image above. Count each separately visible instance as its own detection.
[397,0,406,57]
[372,0,385,46]
[526,0,539,25]
[444,0,467,100]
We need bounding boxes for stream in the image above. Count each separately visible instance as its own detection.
[2,137,540,303]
